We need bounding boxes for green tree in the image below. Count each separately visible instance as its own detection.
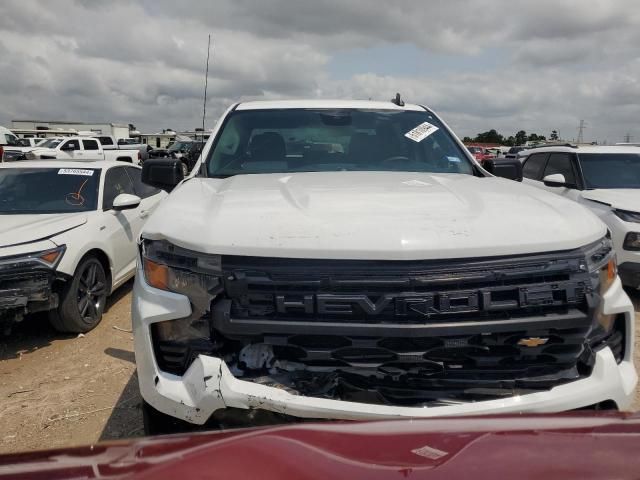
[550,130,559,141]
[474,129,504,144]
[462,136,473,143]
[515,130,527,145]
[504,136,516,146]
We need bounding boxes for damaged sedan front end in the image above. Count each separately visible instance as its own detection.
[0,245,66,334]
[133,237,637,428]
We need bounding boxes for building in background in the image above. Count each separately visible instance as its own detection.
[135,129,211,148]
[11,120,131,140]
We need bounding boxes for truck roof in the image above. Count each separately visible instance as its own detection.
[0,160,133,169]
[235,99,426,111]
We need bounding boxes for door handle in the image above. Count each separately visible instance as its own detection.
[140,210,149,218]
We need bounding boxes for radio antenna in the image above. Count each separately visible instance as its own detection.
[201,34,212,142]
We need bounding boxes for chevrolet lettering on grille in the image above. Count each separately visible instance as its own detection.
[273,282,583,317]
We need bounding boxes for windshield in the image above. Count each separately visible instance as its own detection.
[205,108,474,177]
[39,138,63,148]
[580,153,640,189]
[168,141,192,152]
[0,167,100,214]
[4,133,19,146]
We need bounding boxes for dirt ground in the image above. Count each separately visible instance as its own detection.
[0,283,639,455]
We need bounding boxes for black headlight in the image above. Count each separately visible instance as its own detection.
[141,239,222,314]
[141,239,222,366]
[582,236,617,333]
[614,209,640,223]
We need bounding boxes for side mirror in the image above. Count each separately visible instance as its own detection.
[112,193,141,211]
[483,158,523,182]
[141,158,184,191]
[543,173,567,187]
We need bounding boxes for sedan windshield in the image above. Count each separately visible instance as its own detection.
[0,168,100,214]
[205,108,474,176]
[580,153,640,189]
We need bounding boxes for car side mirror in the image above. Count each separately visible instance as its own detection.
[543,173,567,187]
[482,158,523,182]
[112,193,141,211]
[141,158,184,191]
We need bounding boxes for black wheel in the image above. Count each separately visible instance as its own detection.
[142,400,196,436]
[181,161,189,177]
[49,256,108,333]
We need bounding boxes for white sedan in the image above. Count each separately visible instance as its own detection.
[0,160,166,334]
[521,145,640,288]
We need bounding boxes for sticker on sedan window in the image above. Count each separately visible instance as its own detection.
[405,122,439,142]
[58,168,94,176]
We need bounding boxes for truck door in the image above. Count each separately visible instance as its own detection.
[58,139,83,160]
[81,139,103,160]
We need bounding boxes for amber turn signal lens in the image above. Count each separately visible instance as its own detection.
[39,250,62,264]
[607,258,617,281]
[144,258,169,291]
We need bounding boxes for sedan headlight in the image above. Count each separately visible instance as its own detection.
[614,209,640,223]
[0,245,66,272]
[141,239,222,346]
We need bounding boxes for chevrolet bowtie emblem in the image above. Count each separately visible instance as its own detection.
[518,337,549,348]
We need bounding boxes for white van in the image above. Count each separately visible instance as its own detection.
[0,126,19,147]
[0,126,21,161]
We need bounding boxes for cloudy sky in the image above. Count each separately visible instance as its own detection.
[1,0,639,142]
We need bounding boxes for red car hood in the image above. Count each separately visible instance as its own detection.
[1,413,639,479]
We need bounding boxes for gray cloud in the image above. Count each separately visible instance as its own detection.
[0,0,638,142]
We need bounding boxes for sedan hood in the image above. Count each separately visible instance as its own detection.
[143,172,605,260]
[581,189,640,213]
[0,414,638,479]
[0,213,87,248]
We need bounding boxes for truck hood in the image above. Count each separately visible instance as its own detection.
[0,213,87,248]
[581,189,640,213]
[143,172,605,260]
[26,148,57,158]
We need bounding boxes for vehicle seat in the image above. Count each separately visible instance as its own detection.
[348,133,383,165]
[244,132,288,172]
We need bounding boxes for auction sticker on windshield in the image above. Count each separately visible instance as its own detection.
[405,122,439,142]
[58,168,94,176]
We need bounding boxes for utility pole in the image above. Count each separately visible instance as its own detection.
[577,119,586,144]
[624,132,633,143]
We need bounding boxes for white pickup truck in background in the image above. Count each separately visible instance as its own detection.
[83,134,149,162]
[26,136,140,163]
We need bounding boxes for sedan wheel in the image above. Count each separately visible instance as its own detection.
[76,261,107,325]
[49,256,109,333]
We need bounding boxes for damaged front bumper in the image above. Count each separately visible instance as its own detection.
[0,271,59,328]
[133,267,638,425]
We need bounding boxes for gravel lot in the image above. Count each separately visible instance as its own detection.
[0,283,639,454]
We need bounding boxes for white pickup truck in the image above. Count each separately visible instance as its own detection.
[133,98,636,434]
[26,136,139,163]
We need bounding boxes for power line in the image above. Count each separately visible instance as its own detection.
[202,34,212,142]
